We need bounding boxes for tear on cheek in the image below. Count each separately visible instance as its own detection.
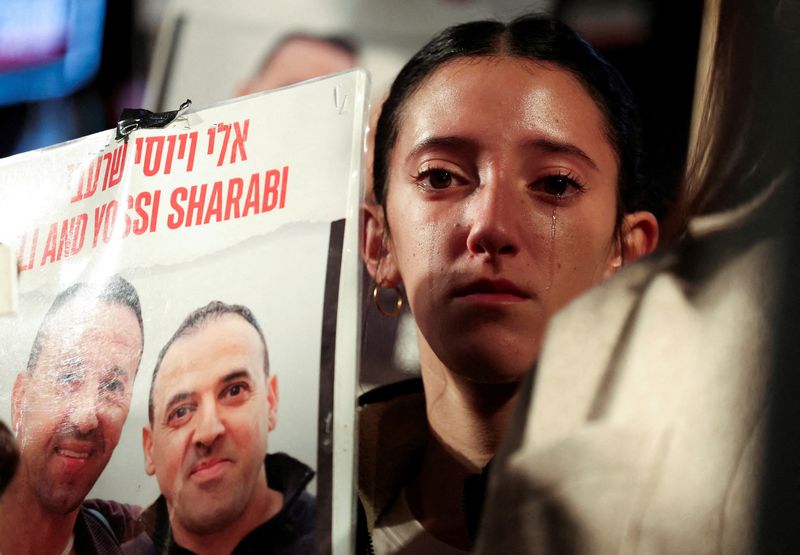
[544,206,558,295]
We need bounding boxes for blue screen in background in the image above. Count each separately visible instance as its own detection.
[0,0,106,106]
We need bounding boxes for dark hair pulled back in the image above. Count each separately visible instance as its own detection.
[373,15,652,227]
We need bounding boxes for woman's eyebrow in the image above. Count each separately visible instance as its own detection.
[406,136,599,171]
[523,138,599,170]
[406,136,479,161]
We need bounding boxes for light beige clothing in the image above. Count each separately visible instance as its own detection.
[475,184,786,554]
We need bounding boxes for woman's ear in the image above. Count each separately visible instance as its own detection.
[361,202,401,286]
[604,211,659,277]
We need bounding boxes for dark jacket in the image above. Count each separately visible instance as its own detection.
[122,452,315,555]
[68,500,142,555]
[73,507,123,555]
[356,379,488,554]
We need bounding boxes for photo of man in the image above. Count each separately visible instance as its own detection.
[124,301,315,554]
[0,276,144,554]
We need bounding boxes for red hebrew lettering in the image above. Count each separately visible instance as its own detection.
[142,136,166,177]
[102,142,128,190]
[207,126,216,155]
[134,133,195,177]
[207,122,247,167]
[163,135,177,174]
[102,152,114,188]
[229,119,249,163]
[134,137,144,163]
[216,123,232,167]
[72,155,102,203]
[69,175,83,204]
[178,131,198,172]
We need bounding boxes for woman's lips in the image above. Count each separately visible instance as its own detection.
[451,279,530,303]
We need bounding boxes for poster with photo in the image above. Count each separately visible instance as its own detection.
[0,69,367,554]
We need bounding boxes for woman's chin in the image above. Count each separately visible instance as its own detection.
[423,322,543,384]
[443,348,539,385]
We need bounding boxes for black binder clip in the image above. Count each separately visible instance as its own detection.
[115,99,192,142]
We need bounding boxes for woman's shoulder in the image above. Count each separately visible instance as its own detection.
[358,377,428,537]
[358,378,424,407]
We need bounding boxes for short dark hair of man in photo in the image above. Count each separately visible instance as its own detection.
[237,32,358,96]
[125,301,315,555]
[0,276,144,554]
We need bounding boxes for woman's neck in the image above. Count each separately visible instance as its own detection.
[421,358,519,470]
[406,336,521,549]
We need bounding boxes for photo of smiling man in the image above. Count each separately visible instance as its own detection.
[0,276,145,555]
[124,301,315,555]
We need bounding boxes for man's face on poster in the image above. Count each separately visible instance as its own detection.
[11,296,142,513]
[144,313,278,535]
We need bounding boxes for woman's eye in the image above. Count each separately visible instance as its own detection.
[427,169,452,189]
[416,167,459,190]
[532,173,586,198]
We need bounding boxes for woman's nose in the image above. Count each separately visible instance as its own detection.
[465,180,519,257]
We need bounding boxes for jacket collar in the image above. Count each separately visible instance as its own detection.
[358,379,427,531]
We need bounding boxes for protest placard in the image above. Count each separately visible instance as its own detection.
[0,69,367,554]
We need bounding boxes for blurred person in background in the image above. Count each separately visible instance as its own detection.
[237,32,358,96]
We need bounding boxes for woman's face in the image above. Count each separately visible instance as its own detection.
[378,57,623,383]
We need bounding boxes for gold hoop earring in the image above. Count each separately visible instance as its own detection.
[372,284,403,317]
